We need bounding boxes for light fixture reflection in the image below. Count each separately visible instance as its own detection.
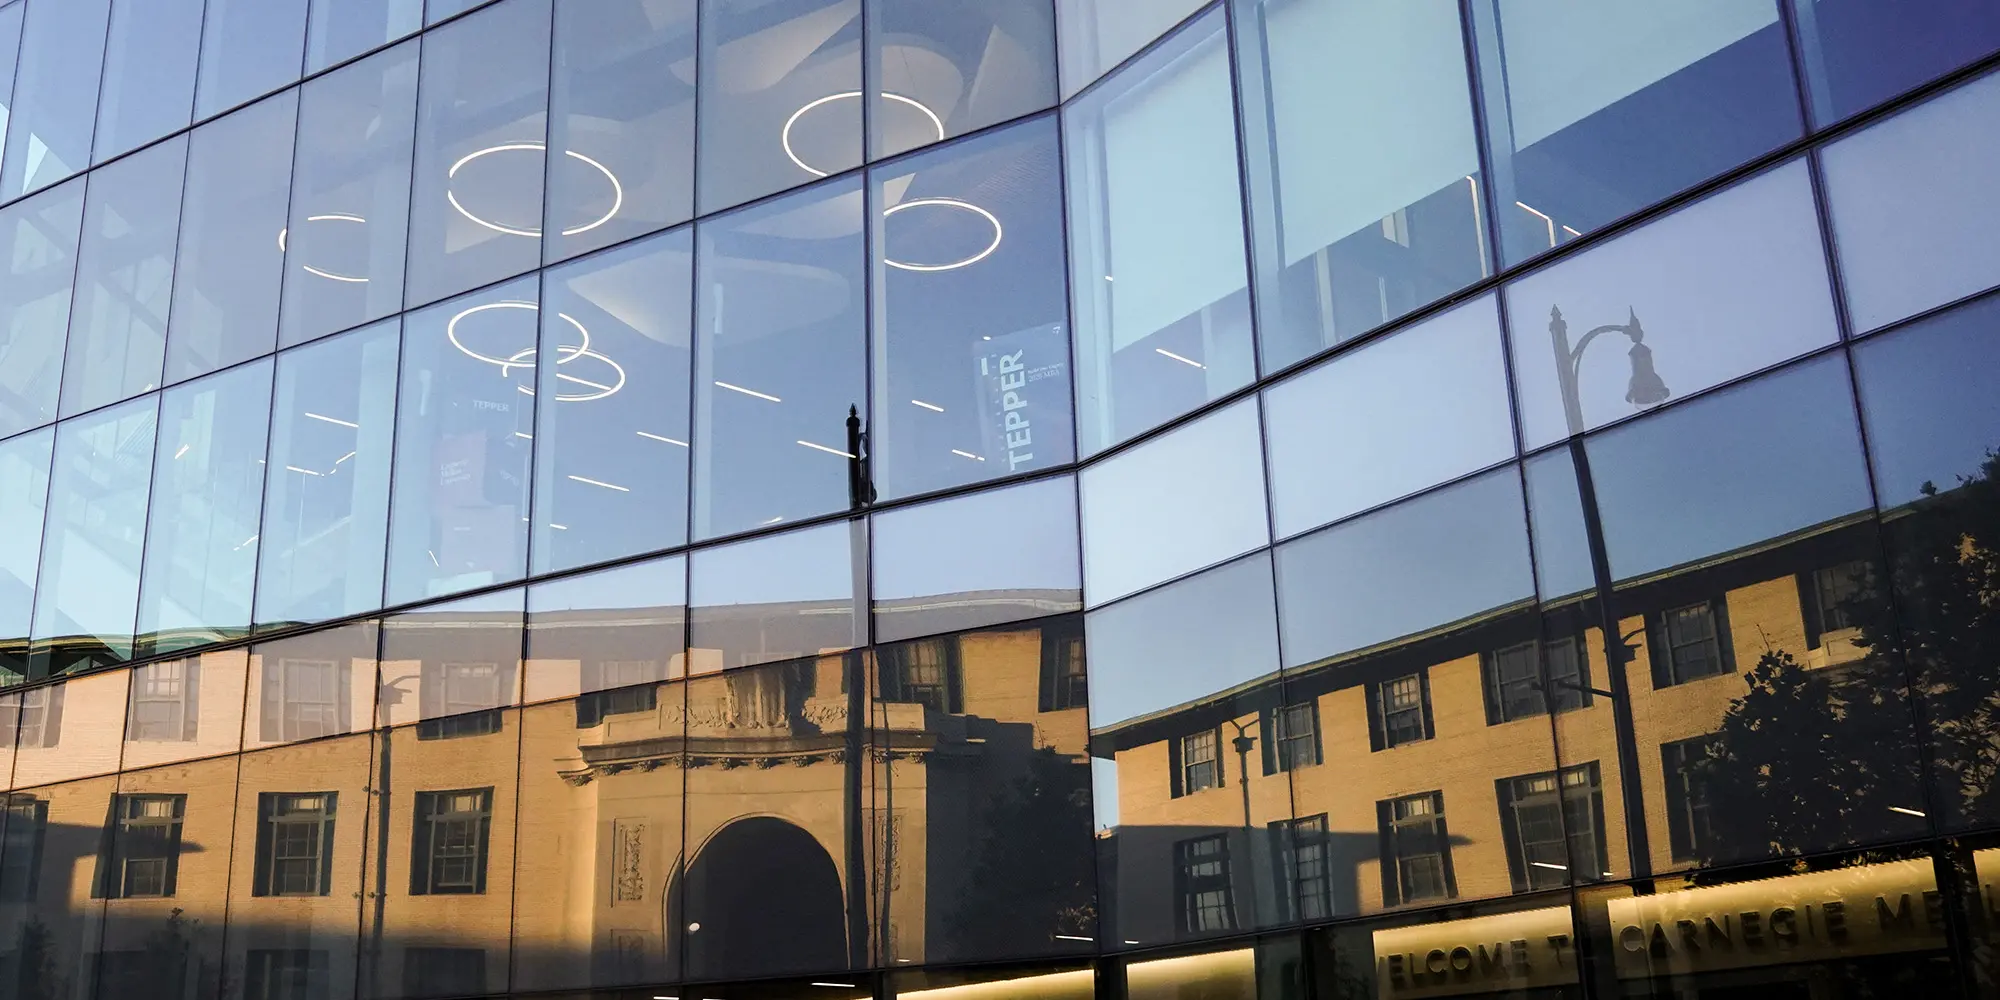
[446,300,625,402]
[277,213,371,283]
[1154,347,1205,369]
[882,197,1003,272]
[637,431,688,447]
[782,91,943,178]
[447,142,624,238]
[797,439,855,458]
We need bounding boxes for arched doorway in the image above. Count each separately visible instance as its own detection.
[678,817,847,980]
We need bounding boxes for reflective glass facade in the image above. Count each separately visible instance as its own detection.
[0,2,1998,999]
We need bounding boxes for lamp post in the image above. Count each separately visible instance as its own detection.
[1548,305,1669,882]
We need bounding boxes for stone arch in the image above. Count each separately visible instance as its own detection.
[675,815,847,980]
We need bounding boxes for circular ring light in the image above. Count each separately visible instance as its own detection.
[276,214,371,283]
[782,92,943,178]
[448,301,545,369]
[447,143,624,238]
[508,344,628,402]
[881,198,1003,272]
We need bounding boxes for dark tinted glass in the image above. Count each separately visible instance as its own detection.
[692,177,866,539]
[871,116,1072,500]
[1793,0,2000,124]
[1467,0,1802,265]
[870,620,1097,967]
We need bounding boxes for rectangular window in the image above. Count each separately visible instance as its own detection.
[1484,636,1590,724]
[1176,729,1222,796]
[9,683,64,748]
[1368,671,1432,750]
[1263,701,1321,773]
[1497,763,1604,892]
[411,788,492,895]
[1038,617,1088,712]
[1175,834,1234,934]
[1275,813,1333,921]
[254,792,337,897]
[244,948,330,1000]
[260,657,348,743]
[401,947,485,999]
[1662,736,1720,863]
[879,637,962,714]
[127,659,199,742]
[0,794,48,901]
[1378,791,1454,906]
[574,681,658,728]
[101,793,187,898]
[1650,601,1732,686]
[415,660,505,741]
[1802,560,1870,646]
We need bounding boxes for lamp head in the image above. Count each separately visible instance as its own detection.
[1625,341,1670,407]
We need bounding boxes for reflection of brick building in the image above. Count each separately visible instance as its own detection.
[1093,519,1885,948]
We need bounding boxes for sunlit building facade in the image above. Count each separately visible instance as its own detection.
[0,1,1997,999]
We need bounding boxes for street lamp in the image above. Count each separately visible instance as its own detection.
[1549,306,1670,437]
[1549,304,1671,882]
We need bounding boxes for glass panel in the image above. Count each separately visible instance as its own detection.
[1523,448,1595,602]
[1854,293,2000,510]
[1235,0,1488,370]
[1126,949,1258,998]
[532,228,693,574]
[1467,0,1801,265]
[1793,0,2000,124]
[121,649,250,767]
[0,429,52,684]
[58,136,186,419]
[1855,296,2000,834]
[870,0,1056,159]
[1822,71,2000,333]
[386,280,538,605]
[892,964,1095,998]
[1055,0,1205,96]
[513,693,684,990]
[358,712,519,999]
[245,621,381,749]
[693,176,866,539]
[0,774,116,1000]
[1067,9,1251,455]
[310,0,425,71]
[378,588,525,728]
[872,475,1081,643]
[1263,295,1514,539]
[227,734,373,1000]
[688,520,863,672]
[0,0,110,197]
[30,396,157,678]
[871,620,1097,967]
[544,0,697,263]
[136,360,274,657]
[406,0,553,308]
[255,319,400,630]
[680,654,858,979]
[871,116,1071,499]
[524,555,686,703]
[1085,553,1292,948]
[1506,161,1836,450]
[280,40,421,348]
[0,3,24,171]
[697,0,863,218]
[195,0,310,119]
[0,179,85,440]
[92,0,201,162]
[1079,399,1269,606]
[12,671,128,786]
[1584,353,1871,584]
[1274,467,1535,669]
[166,91,300,385]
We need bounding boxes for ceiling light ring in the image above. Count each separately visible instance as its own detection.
[782,91,944,178]
[277,213,371,283]
[509,345,628,402]
[448,302,593,376]
[881,197,1003,272]
[447,142,624,238]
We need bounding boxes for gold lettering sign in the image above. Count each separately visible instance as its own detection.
[1604,858,1945,979]
[1371,906,1579,1000]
